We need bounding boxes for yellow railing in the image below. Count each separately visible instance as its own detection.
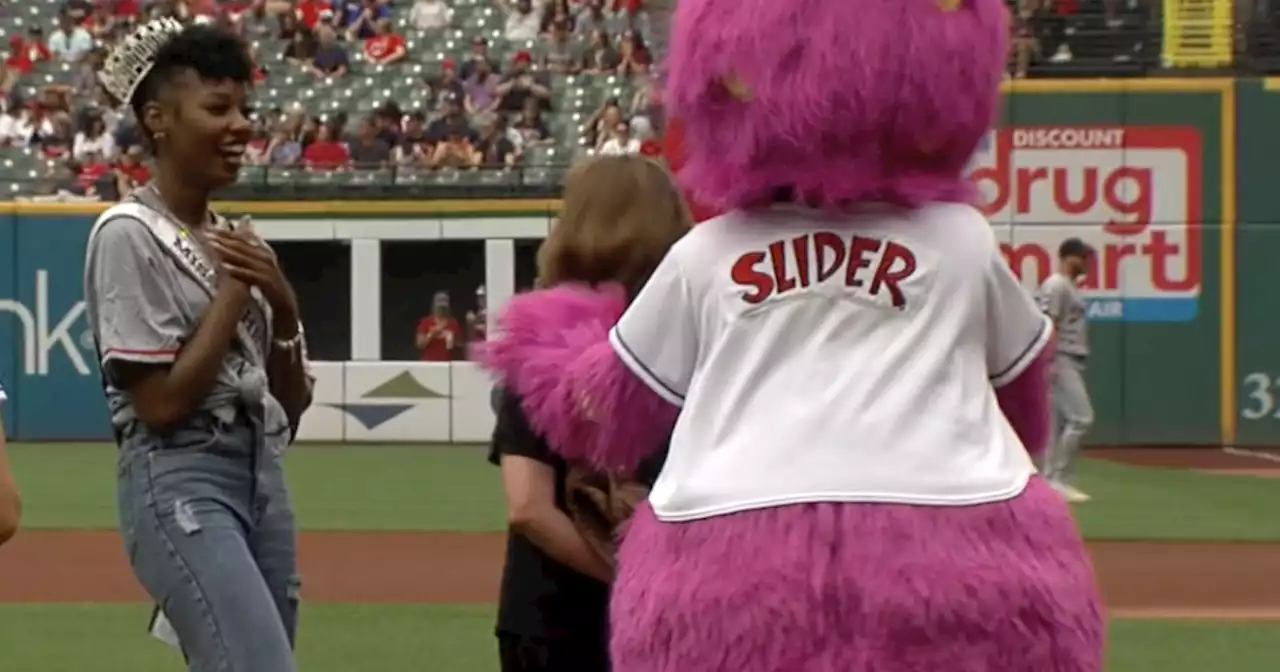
[1161,0,1233,68]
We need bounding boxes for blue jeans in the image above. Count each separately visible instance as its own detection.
[117,412,300,672]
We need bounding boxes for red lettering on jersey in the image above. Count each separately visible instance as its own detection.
[792,236,811,287]
[846,236,881,288]
[731,251,773,304]
[869,241,917,309]
[730,233,919,309]
[814,232,845,283]
[767,240,798,294]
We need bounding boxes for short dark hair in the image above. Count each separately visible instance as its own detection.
[129,25,254,121]
[1058,237,1093,260]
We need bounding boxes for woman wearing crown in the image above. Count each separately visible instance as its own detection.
[84,19,312,671]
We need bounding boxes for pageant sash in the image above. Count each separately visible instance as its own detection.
[87,201,270,368]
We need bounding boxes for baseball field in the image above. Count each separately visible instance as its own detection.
[0,443,1278,671]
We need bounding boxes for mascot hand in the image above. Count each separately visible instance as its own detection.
[475,284,675,474]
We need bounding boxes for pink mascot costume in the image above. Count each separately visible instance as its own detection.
[479,0,1106,669]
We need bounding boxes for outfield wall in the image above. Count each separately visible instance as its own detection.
[9,77,1280,446]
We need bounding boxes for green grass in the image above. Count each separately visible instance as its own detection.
[0,605,1275,671]
[1072,459,1280,541]
[0,604,499,672]
[6,443,507,531]
[10,442,1280,540]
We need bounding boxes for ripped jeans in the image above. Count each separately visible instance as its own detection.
[117,410,300,672]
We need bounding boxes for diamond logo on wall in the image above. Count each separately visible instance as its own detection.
[328,371,449,430]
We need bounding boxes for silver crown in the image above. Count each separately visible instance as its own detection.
[99,17,186,107]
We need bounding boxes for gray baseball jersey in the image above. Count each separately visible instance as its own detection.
[83,198,291,445]
[1038,273,1088,358]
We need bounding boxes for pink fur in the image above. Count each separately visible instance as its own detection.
[664,0,1007,211]
[473,284,677,474]
[611,480,1105,671]
[996,337,1055,458]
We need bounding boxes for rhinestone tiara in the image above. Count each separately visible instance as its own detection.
[99,17,186,108]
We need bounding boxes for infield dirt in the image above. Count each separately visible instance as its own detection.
[1,449,1277,620]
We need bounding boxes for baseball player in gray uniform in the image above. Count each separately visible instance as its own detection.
[1038,238,1094,503]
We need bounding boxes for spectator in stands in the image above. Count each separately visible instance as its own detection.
[576,0,608,38]
[464,58,503,114]
[49,10,96,63]
[431,126,479,168]
[585,97,621,149]
[344,0,390,40]
[629,71,655,134]
[397,111,430,151]
[0,65,16,98]
[348,116,392,168]
[39,113,75,160]
[246,118,270,163]
[581,29,620,74]
[237,3,276,38]
[302,121,350,169]
[114,145,151,195]
[615,28,650,76]
[1011,1,1039,79]
[6,30,52,75]
[540,0,576,34]
[74,114,117,161]
[263,126,303,165]
[416,291,462,361]
[62,0,94,21]
[541,18,580,74]
[428,93,476,141]
[392,118,430,167]
[278,8,302,38]
[475,113,518,168]
[502,0,542,42]
[598,117,640,155]
[374,102,404,145]
[427,59,467,112]
[311,24,350,77]
[409,0,452,31]
[283,26,318,66]
[76,150,114,193]
[496,51,551,113]
[460,37,501,80]
[513,98,553,147]
[86,4,119,40]
[363,19,407,65]
[295,0,331,30]
[72,48,107,98]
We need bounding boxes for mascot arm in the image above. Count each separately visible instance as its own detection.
[985,242,1054,458]
[477,283,680,475]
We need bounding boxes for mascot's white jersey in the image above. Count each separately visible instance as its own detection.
[609,203,1052,522]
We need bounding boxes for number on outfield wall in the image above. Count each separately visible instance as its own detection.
[1241,373,1280,420]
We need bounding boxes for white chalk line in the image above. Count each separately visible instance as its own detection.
[1221,446,1280,464]
[1110,607,1280,621]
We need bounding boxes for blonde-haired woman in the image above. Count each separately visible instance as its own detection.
[482,155,691,672]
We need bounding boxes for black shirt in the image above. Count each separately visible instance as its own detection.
[488,389,610,642]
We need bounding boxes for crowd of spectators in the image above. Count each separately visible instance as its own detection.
[0,0,660,198]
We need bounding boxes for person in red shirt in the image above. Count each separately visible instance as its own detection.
[296,0,331,30]
[301,122,350,170]
[5,30,52,75]
[416,291,462,361]
[362,19,406,65]
[115,144,151,191]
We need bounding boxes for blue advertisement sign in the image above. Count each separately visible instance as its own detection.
[0,215,112,440]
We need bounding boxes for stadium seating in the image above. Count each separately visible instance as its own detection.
[0,0,1251,198]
